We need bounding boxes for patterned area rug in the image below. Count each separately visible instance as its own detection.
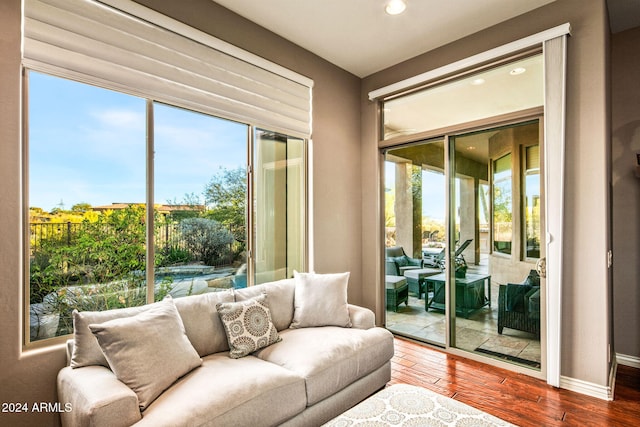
[324,384,516,426]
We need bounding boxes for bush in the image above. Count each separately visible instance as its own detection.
[156,246,192,267]
[179,218,234,266]
[29,205,147,305]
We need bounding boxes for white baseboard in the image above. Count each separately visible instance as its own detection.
[559,364,615,401]
[616,353,640,369]
[559,355,639,401]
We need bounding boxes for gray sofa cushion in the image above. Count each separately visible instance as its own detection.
[71,302,157,368]
[234,278,295,331]
[254,326,394,405]
[88,297,202,410]
[173,289,234,356]
[135,353,306,427]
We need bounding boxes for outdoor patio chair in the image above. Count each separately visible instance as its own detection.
[385,246,423,276]
[423,239,472,269]
[454,238,473,268]
[498,269,540,337]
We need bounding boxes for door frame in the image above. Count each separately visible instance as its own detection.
[372,24,569,386]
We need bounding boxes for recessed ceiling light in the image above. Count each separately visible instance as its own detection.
[510,67,526,75]
[385,0,407,15]
[471,78,485,85]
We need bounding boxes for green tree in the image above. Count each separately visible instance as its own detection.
[203,167,246,243]
[166,192,203,220]
[71,202,92,213]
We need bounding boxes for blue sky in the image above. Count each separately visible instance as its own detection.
[384,161,445,221]
[29,72,247,212]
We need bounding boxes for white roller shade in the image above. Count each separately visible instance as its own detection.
[23,0,313,139]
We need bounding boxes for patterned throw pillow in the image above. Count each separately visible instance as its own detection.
[216,293,281,358]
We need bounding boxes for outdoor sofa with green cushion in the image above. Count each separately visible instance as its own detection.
[385,246,423,276]
[57,272,394,427]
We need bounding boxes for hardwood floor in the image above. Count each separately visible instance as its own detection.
[390,337,640,426]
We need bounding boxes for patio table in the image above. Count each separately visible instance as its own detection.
[403,267,441,299]
[425,272,491,318]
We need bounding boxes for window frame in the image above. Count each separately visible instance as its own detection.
[23,69,308,348]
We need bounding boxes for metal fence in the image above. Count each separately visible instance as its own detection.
[29,222,84,252]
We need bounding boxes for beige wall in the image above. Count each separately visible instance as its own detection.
[1,2,69,426]
[0,1,361,425]
[611,25,640,361]
[1,0,631,424]
[361,0,613,387]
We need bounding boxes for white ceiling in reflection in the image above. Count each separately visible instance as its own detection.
[383,55,543,140]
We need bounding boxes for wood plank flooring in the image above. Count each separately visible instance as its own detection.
[391,337,640,426]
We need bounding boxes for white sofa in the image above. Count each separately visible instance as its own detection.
[57,275,395,427]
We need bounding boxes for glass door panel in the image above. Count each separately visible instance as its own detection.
[384,138,447,346]
[253,129,306,284]
[451,121,542,370]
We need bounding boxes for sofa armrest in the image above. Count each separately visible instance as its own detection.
[348,304,375,329]
[58,366,141,427]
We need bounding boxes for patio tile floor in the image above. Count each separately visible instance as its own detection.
[386,291,541,367]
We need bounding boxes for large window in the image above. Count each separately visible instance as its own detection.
[26,71,306,343]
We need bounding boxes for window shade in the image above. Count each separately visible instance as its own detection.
[23,0,313,139]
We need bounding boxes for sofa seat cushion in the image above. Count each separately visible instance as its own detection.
[135,353,306,427]
[385,275,407,289]
[254,326,394,406]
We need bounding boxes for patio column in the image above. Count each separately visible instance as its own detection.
[394,162,422,257]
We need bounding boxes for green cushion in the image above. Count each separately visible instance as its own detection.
[392,256,409,267]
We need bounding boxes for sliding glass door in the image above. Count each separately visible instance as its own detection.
[381,51,546,373]
[384,120,544,370]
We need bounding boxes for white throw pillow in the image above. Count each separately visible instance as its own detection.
[89,297,202,410]
[290,271,352,328]
[216,293,281,359]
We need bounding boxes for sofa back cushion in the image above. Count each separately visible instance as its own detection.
[88,297,202,410]
[71,290,234,367]
[290,271,351,329]
[234,279,295,331]
[173,289,234,357]
[71,303,156,368]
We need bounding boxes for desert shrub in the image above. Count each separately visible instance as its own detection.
[179,218,234,266]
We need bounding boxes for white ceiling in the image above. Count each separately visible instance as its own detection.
[214,0,640,78]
